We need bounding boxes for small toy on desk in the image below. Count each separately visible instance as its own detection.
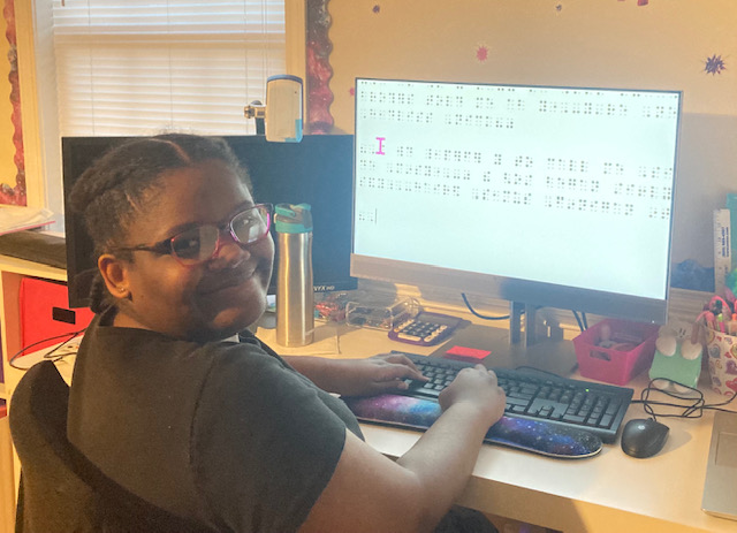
[648,320,703,393]
[596,322,638,351]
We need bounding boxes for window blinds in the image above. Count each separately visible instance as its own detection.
[51,0,286,136]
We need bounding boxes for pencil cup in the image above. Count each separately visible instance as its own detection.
[705,329,737,397]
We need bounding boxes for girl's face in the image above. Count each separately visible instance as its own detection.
[103,159,274,342]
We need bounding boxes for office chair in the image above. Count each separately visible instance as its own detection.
[9,360,214,533]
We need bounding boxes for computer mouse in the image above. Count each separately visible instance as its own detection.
[620,418,669,458]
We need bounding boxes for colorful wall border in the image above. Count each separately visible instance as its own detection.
[1,0,24,206]
[305,0,334,133]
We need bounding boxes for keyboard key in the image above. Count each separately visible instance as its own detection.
[396,351,634,444]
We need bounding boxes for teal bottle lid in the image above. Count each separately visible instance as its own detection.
[274,203,313,233]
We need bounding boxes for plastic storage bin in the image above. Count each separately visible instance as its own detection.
[20,277,95,354]
[572,319,659,385]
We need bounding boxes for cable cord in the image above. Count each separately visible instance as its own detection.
[8,328,87,370]
[461,293,588,336]
[630,378,737,423]
[460,292,510,320]
[571,311,588,333]
[459,294,547,323]
[572,311,584,332]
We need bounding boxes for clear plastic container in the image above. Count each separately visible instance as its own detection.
[345,297,419,330]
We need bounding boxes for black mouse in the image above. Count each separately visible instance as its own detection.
[620,418,669,458]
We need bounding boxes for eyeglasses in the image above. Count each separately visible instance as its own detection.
[114,203,273,266]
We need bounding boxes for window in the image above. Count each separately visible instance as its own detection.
[52,0,286,136]
[21,0,290,218]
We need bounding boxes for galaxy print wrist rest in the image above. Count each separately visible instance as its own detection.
[343,394,602,459]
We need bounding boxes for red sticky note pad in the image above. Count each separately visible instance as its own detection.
[443,345,491,361]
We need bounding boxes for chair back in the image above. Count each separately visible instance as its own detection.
[10,360,104,532]
[9,360,213,533]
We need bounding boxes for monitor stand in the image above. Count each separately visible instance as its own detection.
[430,301,579,376]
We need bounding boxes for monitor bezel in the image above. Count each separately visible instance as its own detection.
[350,77,682,325]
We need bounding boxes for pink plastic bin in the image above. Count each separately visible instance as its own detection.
[572,319,659,385]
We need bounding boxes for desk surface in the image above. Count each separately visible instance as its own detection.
[19,320,737,533]
[258,321,737,533]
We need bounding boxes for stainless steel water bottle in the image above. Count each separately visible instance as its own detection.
[275,203,314,346]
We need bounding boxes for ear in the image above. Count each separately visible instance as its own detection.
[98,253,131,299]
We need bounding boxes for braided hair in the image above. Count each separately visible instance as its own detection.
[69,134,251,313]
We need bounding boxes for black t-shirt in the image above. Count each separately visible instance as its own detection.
[67,311,363,532]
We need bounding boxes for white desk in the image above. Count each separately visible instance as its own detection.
[8,316,736,533]
[258,322,737,533]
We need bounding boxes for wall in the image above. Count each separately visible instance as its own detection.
[325,0,737,267]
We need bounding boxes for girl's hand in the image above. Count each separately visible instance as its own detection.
[438,365,506,427]
[330,352,429,397]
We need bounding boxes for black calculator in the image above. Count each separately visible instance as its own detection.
[388,311,463,346]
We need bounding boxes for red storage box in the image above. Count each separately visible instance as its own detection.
[572,318,659,385]
[19,277,94,355]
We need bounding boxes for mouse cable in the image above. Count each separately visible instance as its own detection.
[634,378,706,421]
[8,328,87,371]
[630,377,737,422]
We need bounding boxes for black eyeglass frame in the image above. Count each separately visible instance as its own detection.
[112,203,274,267]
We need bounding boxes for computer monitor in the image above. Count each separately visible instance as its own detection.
[63,135,356,308]
[351,78,681,369]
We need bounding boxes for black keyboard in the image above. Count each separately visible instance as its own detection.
[400,352,633,444]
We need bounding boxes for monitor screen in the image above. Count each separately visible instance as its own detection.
[351,78,681,325]
[63,134,356,308]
